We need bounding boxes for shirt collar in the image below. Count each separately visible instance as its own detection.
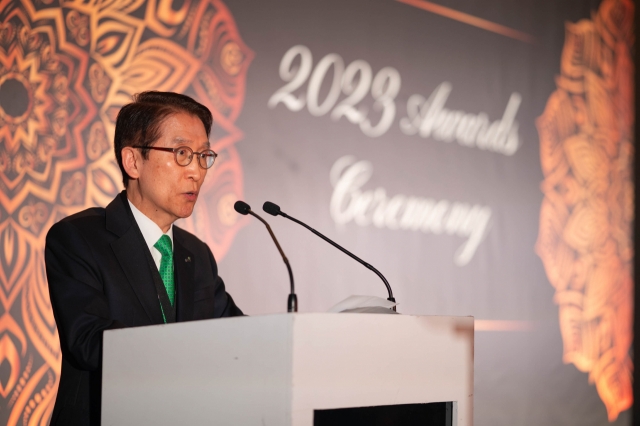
[128,199,173,252]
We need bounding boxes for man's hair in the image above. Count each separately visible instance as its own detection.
[114,91,213,186]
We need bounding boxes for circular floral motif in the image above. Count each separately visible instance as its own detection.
[0,0,252,423]
[536,0,633,420]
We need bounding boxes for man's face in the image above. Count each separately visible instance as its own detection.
[133,112,209,229]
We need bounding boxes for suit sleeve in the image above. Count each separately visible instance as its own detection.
[207,248,244,317]
[45,221,126,371]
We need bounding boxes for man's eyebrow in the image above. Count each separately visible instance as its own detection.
[171,137,211,149]
[170,137,190,145]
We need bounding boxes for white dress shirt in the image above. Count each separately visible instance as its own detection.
[128,200,173,269]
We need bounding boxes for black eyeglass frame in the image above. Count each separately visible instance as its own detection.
[131,145,218,169]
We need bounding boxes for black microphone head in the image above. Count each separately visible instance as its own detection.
[234,201,251,215]
[263,201,281,216]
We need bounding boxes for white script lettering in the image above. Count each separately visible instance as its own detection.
[399,82,522,156]
[330,156,492,265]
[268,45,401,138]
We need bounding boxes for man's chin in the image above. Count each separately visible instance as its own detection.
[176,204,197,219]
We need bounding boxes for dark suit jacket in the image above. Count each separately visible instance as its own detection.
[45,191,243,425]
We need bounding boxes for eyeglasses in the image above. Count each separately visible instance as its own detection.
[132,145,218,169]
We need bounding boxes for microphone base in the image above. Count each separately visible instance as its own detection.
[387,297,397,312]
[288,294,298,313]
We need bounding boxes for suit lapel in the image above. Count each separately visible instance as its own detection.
[174,229,195,322]
[107,192,165,324]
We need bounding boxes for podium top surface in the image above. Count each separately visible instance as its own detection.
[103,312,474,336]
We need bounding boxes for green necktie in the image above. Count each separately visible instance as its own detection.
[154,235,175,308]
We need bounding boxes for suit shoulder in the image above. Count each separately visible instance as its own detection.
[47,207,106,237]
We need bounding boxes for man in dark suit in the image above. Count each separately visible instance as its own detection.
[45,91,243,425]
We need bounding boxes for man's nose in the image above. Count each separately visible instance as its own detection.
[185,155,204,180]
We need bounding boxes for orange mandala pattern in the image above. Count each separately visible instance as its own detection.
[0,0,252,423]
[536,0,633,421]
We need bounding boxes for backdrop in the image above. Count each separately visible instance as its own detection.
[0,0,633,424]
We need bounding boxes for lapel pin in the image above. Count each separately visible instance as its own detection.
[185,256,191,263]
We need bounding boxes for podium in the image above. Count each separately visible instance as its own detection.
[102,313,473,425]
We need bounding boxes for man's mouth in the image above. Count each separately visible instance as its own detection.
[184,191,198,200]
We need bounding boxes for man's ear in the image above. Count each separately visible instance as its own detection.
[121,147,141,180]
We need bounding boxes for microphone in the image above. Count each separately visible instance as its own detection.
[234,201,297,312]
[262,201,396,309]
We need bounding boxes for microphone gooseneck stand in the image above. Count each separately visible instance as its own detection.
[234,201,297,312]
[262,201,396,310]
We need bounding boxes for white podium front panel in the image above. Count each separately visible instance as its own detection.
[102,314,473,426]
[289,314,473,426]
[102,315,293,425]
